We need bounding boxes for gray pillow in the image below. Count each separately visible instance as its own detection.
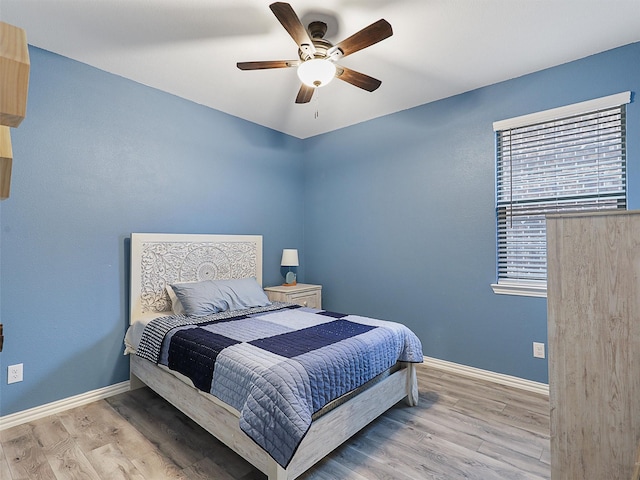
[170,277,271,317]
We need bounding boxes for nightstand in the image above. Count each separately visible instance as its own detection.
[264,283,322,309]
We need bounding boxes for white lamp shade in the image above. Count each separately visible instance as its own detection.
[281,249,299,267]
[297,59,336,88]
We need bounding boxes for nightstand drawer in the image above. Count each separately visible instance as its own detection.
[264,283,322,309]
[288,291,321,309]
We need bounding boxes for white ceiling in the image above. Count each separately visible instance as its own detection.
[2,0,640,139]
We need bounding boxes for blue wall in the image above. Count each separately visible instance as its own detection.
[0,47,305,416]
[302,42,640,384]
[1,42,638,417]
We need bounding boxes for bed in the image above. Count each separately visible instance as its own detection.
[126,233,422,480]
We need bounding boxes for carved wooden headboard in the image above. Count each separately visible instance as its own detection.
[129,233,263,324]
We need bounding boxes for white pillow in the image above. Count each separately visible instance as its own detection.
[166,284,186,315]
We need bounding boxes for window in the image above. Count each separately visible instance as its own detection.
[492,92,630,297]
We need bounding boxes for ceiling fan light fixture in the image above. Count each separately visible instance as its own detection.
[297,59,336,88]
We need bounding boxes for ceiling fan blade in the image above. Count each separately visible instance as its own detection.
[336,66,382,92]
[237,60,299,70]
[332,19,392,58]
[295,84,315,104]
[269,2,316,56]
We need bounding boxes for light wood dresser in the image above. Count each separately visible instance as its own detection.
[547,210,640,480]
[264,283,322,309]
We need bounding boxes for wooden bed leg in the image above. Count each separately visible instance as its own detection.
[129,370,146,391]
[403,363,419,406]
[267,462,287,480]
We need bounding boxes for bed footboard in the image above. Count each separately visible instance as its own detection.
[130,355,418,480]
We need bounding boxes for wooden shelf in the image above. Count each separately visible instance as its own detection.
[0,21,30,128]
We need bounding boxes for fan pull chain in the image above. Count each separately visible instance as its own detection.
[314,89,320,119]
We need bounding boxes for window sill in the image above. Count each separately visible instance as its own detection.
[491,282,547,298]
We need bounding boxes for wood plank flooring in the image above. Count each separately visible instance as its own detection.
[0,364,550,479]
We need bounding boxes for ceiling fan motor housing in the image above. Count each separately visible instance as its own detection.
[298,21,340,62]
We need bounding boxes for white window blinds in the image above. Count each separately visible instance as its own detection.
[494,93,628,289]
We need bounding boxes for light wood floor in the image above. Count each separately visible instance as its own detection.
[0,364,550,479]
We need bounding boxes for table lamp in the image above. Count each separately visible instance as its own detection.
[281,249,299,286]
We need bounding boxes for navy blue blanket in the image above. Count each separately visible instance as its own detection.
[136,304,423,467]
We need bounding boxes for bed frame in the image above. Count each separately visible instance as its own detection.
[129,233,418,480]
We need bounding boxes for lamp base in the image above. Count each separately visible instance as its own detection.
[284,271,296,285]
[282,281,297,287]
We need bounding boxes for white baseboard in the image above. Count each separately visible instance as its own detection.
[0,381,130,431]
[424,356,549,397]
[0,358,548,431]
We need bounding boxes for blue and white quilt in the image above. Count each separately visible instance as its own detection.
[135,303,423,468]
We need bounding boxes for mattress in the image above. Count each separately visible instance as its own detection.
[124,312,168,355]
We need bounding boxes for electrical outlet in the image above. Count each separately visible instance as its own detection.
[8,363,23,384]
[533,342,545,359]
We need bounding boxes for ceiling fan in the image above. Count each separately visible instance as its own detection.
[237,2,393,104]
